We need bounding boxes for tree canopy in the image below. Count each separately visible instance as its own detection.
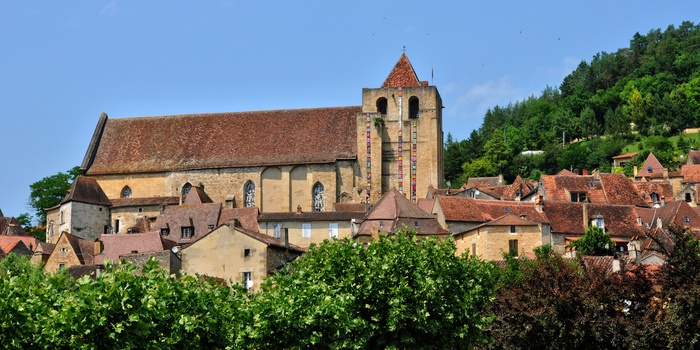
[27,166,80,225]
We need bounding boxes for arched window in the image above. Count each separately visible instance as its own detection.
[409,96,419,118]
[244,181,255,208]
[376,97,388,115]
[121,186,132,198]
[182,182,192,196]
[48,221,54,238]
[312,182,325,212]
[651,192,659,203]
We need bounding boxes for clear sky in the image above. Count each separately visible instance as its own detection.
[1,1,698,220]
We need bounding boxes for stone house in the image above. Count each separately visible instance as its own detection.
[44,232,95,273]
[0,236,38,258]
[453,213,542,260]
[180,220,305,290]
[45,176,111,244]
[257,207,365,248]
[77,53,443,213]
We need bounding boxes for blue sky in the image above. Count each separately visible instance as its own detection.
[1,1,698,220]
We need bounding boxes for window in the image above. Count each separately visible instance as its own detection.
[509,226,516,234]
[182,226,194,239]
[114,219,120,234]
[508,239,519,255]
[686,193,692,202]
[160,228,169,236]
[60,210,65,224]
[242,272,252,289]
[121,186,132,198]
[329,223,339,238]
[312,182,325,212]
[408,96,419,118]
[571,192,587,202]
[58,263,66,270]
[181,182,192,196]
[48,221,54,237]
[376,97,388,115]
[302,223,312,238]
[685,216,691,222]
[244,181,255,208]
[647,166,653,173]
[244,248,251,257]
[273,223,282,238]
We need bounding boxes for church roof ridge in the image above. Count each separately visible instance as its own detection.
[381,53,422,88]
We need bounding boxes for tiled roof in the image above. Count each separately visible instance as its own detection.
[152,203,222,245]
[183,187,213,204]
[479,186,507,199]
[357,189,448,236]
[218,207,260,232]
[437,197,486,223]
[599,173,648,207]
[34,242,55,254]
[637,200,700,232]
[109,196,179,208]
[682,164,700,183]
[416,198,436,214]
[460,213,539,233]
[635,153,666,178]
[95,232,165,265]
[474,201,548,223]
[501,175,536,201]
[237,227,307,253]
[334,203,367,212]
[258,211,365,222]
[60,232,96,265]
[381,53,421,88]
[543,201,645,238]
[541,174,604,202]
[0,236,39,254]
[84,106,360,175]
[556,169,578,176]
[633,182,673,205]
[0,217,27,236]
[612,152,639,159]
[466,176,502,188]
[60,176,112,207]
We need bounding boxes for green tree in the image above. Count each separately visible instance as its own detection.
[28,166,80,225]
[568,226,615,256]
[246,232,498,349]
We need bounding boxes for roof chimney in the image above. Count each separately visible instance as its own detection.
[582,203,589,229]
[582,169,588,176]
[535,195,544,213]
[296,205,302,214]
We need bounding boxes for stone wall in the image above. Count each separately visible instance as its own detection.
[454,224,543,261]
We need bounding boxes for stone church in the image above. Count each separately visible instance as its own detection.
[79,53,444,213]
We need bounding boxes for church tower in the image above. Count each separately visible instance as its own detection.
[357,53,444,204]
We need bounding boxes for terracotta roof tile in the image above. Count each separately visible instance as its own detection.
[109,196,179,208]
[688,150,700,165]
[60,176,112,207]
[466,176,503,188]
[381,53,421,88]
[416,198,436,214]
[612,152,639,159]
[635,153,667,179]
[437,197,485,223]
[152,203,222,245]
[474,201,548,223]
[632,182,673,206]
[501,176,536,201]
[183,187,213,204]
[682,164,700,183]
[543,201,645,238]
[85,106,360,175]
[0,236,39,254]
[358,189,447,236]
[95,232,165,265]
[599,173,648,207]
[218,207,260,232]
[333,203,367,212]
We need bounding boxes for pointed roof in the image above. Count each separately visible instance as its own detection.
[635,152,666,179]
[60,176,112,207]
[183,186,214,204]
[357,189,448,236]
[381,53,422,88]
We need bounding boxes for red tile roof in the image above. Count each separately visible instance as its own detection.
[152,203,222,245]
[437,197,486,223]
[381,53,422,88]
[0,217,27,236]
[613,152,639,159]
[543,201,645,238]
[474,201,548,223]
[218,207,260,232]
[60,176,112,207]
[95,232,165,265]
[183,187,213,204]
[466,176,503,188]
[599,173,648,207]
[0,236,39,254]
[632,182,673,206]
[635,153,666,179]
[501,175,536,201]
[109,196,179,208]
[84,106,360,175]
[682,164,700,183]
[357,189,448,236]
[688,150,700,165]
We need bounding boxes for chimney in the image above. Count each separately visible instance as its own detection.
[657,217,663,228]
[636,217,642,226]
[498,174,504,185]
[582,203,589,229]
[628,237,641,263]
[535,195,544,212]
[612,256,621,272]
[634,166,638,177]
[661,196,666,206]
[94,240,103,255]
[296,205,302,214]
[582,169,588,176]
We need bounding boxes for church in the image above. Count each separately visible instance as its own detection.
[78,53,444,214]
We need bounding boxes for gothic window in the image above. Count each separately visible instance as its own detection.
[376,97,388,115]
[408,96,419,118]
[48,221,54,238]
[121,186,132,198]
[312,182,325,212]
[244,181,255,207]
[182,182,192,196]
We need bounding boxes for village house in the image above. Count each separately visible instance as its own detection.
[453,213,542,260]
[257,207,365,248]
[180,220,305,290]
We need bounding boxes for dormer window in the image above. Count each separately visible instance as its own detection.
[592,214,605,230]
[686,193,692,202]
[571,192,587,202]
[651,192,659,203]
[182,226,194,239]
[182,183,192,196]
[685,216,691,222]
[647,166,653,173]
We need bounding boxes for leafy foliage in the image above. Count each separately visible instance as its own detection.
[28,166,80,225]
[246,232,499,349]
[568,226,615,256]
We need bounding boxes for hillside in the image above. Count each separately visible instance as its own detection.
[446,21,700,187]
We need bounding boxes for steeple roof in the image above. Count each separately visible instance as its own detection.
[381,53,422,88]
[60,176,112,207]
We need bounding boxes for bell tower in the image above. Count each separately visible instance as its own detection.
[357,53,444,204]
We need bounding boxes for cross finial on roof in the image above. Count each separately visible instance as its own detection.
[402,45,406,53]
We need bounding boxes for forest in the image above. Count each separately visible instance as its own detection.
[445,21,700,187]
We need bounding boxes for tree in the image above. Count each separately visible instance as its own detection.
[27,166,80,225]
[568,226,615,256]
[246,232,498,349]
